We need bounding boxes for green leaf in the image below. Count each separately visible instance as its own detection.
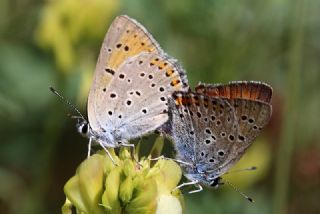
[150,136,164,160]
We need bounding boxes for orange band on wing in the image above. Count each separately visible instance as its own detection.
[195,82,272,103]
[174,95,200,106]
[165,69,175,77]
[175,96,183,105]
[170,79,181,87]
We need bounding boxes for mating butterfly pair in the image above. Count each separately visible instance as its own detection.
[73,15,272,193]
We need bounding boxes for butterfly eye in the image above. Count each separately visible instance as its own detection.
[210,177,222,187]
[81,123,88,135]
[76,120,89,137]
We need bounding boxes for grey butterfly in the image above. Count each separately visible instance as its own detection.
[164,81,272,194]
[76,15,188,162]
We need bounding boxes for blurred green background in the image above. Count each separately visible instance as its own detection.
[1,0,320,213]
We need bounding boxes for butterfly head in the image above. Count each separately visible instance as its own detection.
[49,86,92,138]
[184,165,223,188]
[75,117,115,146]
[209,176,223,188]
[76,118,90,137]
[197,174,223,188]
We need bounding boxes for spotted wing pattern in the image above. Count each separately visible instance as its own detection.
[91,52,188,145]
[167,92,238,172]
[87,15,189,146]
[88,15,164,132]
[167,86,272,178]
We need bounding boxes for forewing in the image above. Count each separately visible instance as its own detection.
[94,52,188,141]
[88,15,163,131]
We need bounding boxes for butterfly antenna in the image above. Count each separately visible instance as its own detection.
[222,178,255,203]
[49,86,86,121]
[224,166,257,175]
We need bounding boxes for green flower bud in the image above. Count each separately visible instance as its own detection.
[98,149,120,174]
[119,176,133,204]
[102,166,122,213]
[156,195,183,214]
[149,137,164,159]
[63,138,184,214]
[151,160,182,194]
[62,198,74,214]
[64,154,105,214]
[64,176,87,213]
[122,159,136,178]
[119,147,131,160]
[126,179,157,214]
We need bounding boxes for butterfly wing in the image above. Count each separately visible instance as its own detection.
[167,89,272,177]
[93,52,188,143]
[195,82,272,172]
[167,92,238,172]
[88,15,164,132]
[215,98,272,174]
[195,81,273,104]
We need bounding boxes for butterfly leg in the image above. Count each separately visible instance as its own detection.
[121,143,142,167]
[87,137,92,158]
[172,180,201,193]
[121,143,136,158]
[149,156,193,166]
[97,142,117,165]
[105,148,117,165]
[188,184,203,194]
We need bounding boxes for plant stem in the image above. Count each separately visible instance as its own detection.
[273,0,306,213]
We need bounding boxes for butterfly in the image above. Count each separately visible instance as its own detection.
[76,15,189,162]
[164,81,272,194]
